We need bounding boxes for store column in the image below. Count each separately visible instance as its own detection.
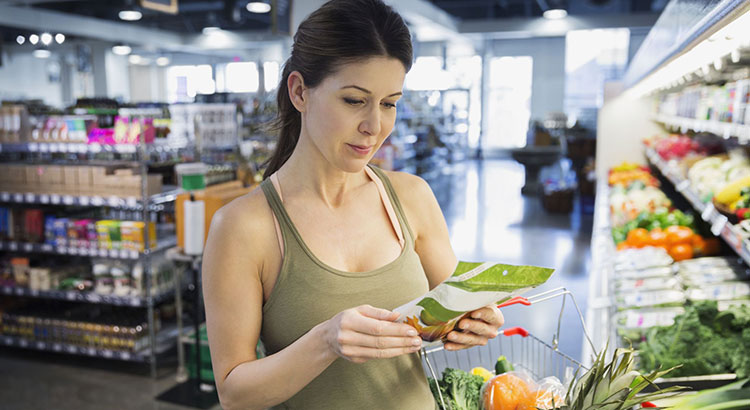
[91,42,109,97]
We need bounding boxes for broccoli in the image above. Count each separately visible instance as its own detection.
[428,368,484,410]
[638,301,750,378]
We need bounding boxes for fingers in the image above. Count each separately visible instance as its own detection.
[350,308,417,338]
[340,344,422,363]
[357,304,400,322]
[470,306,505,327]
[446,329,489,348]
[339,330,422,350]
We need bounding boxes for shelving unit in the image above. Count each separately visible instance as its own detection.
[0,284,175,307]
[652,114,750,142]
[0,189,180,210]
[0,237,176,260]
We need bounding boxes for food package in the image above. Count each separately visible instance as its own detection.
[394,262,553,346]
[613,247,673,272]
[614,307,685,343]
[481,371,565,410]
[616,289,686,310]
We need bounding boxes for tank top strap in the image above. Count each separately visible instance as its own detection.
[260,178,292,259]
[365,165,417,245]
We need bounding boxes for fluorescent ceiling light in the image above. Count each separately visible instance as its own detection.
[543,9,568,20]
[129,54,143,64]
[33,49,51,59]
[16,35,25,45]
[202,26,221,35]
[112,44,132,55]
[41,32,52,45]
[156,56,170,66]
[119,10,142,21]
[29,34,39,45]
[55,33,65,44]
[246,2,271,13]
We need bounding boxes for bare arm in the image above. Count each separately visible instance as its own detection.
[203,195,422,409]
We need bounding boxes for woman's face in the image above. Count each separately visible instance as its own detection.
[300,56,406,173]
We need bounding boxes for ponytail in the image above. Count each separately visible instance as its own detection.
[263,60,301,179]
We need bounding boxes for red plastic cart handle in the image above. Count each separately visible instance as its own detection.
[641,402,657,408]
[497,296,531,308]
[502,327,529,337]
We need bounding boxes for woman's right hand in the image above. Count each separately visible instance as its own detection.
[322,305,423,364]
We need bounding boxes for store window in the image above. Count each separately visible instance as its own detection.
[166,65,215,102]
[446,55,482,149]
[485,56,533,149]
[264,61,280,91]
[405,56,453,91]
[225,62,260,93]
[564,28,630,128]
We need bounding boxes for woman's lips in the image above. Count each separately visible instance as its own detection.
[347,143,373,156]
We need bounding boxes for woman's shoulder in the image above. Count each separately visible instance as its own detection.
[207,185,277,255]
[380,169,433,203]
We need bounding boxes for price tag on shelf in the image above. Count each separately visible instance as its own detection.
[119,249,128,259]
[79,196,89,206]
[8,242,18,251]
[109,249,118,258]
[40,194,50,204]
[0,242,4,250]
[126,197,138,208]
[102,350,114,359]
[702,203,716,222]
[25,193,35,203]
[66,291,76,301]
[0,192,9,202]
[28,143,38,152]
[57,246,67,255]
[675,180,690,192]
[86,347,96,356]
[121,352,131,360]
[13,193,23,203]
[51,194,61,204]
[91,196,103,206]
[23,243,33,252]
[14,287,23,296]
[19,339,28,348]
[59,144,69,153]
[78,248,88,256]
[66,345,77,354]
[36,341,45,350]
[86,293,101,303]
[3,336,12,345]
[108,197,120,207]
[99,249,108,258]
[52,343,62,352]
[711,215,728,237]
[49,143,59,153]
[130,298,142,307]
[62,195,74,205]
[40,144,49,153]
[1,286,9,295]
[69,247,78,255]
[128,250,138,259]
[41,244,53,252]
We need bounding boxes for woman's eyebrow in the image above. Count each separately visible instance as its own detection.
[340,85,402,97]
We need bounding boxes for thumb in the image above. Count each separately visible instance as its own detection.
[358,305,399,321]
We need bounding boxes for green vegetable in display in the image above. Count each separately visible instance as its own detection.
[428,367,484,410]
[494,355,514,375]
[653,378,750,410]
[638,301,750,378]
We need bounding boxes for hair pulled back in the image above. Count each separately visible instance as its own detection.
[263,0,413,178]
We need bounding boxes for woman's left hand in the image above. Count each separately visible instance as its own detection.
[444,305,504,351]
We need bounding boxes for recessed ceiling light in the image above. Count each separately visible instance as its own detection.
[55,33,65,44]
[41,33,53,45]
[156,56,170,66]
[202,26,221,35]
[119,10,142,21]
[112,44,132,55]
[543,9,567,19]
[16,35,25,45]
[246,2,271,13]
[33,49,51,59]
[29,34,39,45]
[129,54,143,64]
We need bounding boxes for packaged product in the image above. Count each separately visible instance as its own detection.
[615,289,686,310]
[686,281,750,301]
[614,247,673,271]
[614,307,685,342]
[614,276,681,293]
[394,261,553,346]
[615,266,674,280]
[678,267,747,286]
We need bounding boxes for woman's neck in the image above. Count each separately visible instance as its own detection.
[275,134,368,209]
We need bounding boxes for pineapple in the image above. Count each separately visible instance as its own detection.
[559,343,685,410]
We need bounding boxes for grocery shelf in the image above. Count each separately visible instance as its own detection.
[0,237,178,260]
[653,114,750,142]
[0,187,180,210]
[0,324,179,363]
[645,147,750,266]
[0,285,176,307]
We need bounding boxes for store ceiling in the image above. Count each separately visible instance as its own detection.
[429,0,667,19]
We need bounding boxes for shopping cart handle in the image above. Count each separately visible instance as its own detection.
[502,327,529,337]
[641,402,657,408]
[497,297,531,308]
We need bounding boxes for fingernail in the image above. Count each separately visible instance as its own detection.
[407,329,417,336]
[459,322,468,329]
[412,338,422,346]
[411,345,421,351]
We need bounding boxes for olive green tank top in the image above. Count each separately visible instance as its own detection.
[259,165,436,410]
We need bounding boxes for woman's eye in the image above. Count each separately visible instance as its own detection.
[382,102,397,109]
[344,98,364,106]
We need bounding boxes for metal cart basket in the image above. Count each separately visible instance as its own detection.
[419,287,597,409]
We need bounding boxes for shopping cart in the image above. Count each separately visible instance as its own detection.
[419,287,597,409]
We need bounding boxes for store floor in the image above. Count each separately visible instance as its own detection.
[0,158,593,410]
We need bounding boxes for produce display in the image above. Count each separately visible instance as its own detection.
[429,346,681,410]
[638,301,750,378]
[688,153,750,203]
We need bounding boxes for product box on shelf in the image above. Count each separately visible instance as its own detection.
[63,167,79,195]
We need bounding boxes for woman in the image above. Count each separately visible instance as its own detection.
[202,0,504,408]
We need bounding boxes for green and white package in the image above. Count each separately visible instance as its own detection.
[394,261,554,346]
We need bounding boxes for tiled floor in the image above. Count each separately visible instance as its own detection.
[0,158,593,409]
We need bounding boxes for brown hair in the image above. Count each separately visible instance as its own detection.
[263,0,413,178]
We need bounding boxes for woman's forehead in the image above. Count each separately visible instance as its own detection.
[323,57,406,92]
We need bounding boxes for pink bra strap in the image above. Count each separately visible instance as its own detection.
[364,166,405,248]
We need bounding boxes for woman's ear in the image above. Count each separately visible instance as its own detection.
[288,71,307,113]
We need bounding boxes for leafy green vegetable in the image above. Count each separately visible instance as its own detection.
[638,301,750,377]
[654,378,750,410]
[428,368,484,410]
